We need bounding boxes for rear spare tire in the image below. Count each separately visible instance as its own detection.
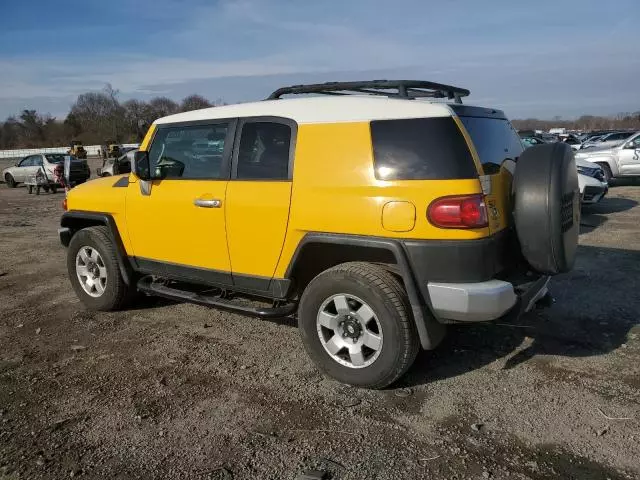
[514,143,579,275]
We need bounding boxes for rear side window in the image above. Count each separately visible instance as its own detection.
[370,117,476,180]
[458,116,523,174]
[236,122,291,180]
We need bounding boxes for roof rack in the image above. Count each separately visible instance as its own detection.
[267,80,470,104]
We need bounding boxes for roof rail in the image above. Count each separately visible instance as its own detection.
[267,80,470,104]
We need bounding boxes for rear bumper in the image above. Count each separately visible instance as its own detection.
[427,275,550,323]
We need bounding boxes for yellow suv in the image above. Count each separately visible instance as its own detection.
[59,80,580,388]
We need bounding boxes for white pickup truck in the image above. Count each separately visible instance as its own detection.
[575,131,640,183]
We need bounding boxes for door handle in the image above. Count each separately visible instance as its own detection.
[193,198,222,208]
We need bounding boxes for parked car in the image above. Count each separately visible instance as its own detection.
[97,149,135,177]
[521,136,546,148]
[521,138,607,204]
[575,132,640,182]
[58,79,579,389]
[560,134,582,151]
[580,131,635,150]
[3,153,90,189]
[575,158,608,204]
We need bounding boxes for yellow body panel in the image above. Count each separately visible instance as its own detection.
[125,179,231,271]
[273,122,488,277]
[225,181,292,278]
[69,116,513,285]
[66,175,132,253]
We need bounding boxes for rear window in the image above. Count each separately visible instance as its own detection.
[370,117,476,180]
[458,116,523,174]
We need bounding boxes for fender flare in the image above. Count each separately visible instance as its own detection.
[285,233,446,350]
[60,211,134,285]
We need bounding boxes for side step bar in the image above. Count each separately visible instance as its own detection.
[137,276,297,319]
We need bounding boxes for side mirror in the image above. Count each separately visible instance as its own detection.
[133,151,150,180]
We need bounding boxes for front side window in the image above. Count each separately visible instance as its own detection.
[148,123,229,179]
[236,122,291,180]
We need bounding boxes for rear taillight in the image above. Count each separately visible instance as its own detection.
[62,198,68,211]
[427,194,488,229]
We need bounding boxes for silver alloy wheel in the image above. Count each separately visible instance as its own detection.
[316,293,383,369]
[75,246,108,298]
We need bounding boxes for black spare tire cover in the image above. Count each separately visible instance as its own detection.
[514,143,580,275]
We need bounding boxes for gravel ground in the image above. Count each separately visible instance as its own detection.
[1,163,639,479]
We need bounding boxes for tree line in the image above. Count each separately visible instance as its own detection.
[511,112,640,132]
[1,84,639,149]
[0,85,219,149]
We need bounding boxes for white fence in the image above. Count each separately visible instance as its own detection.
[0,144,140,159]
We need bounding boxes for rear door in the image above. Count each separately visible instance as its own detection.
[225,117,295,292]
[453,107,524,234]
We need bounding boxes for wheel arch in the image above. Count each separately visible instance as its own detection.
[61,211,133,285]
[285,233,445,350]
[590,156,619,176]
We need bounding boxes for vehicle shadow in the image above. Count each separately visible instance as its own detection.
[402,244,640,388]
[579,197,638,234]
[583,196,638,214]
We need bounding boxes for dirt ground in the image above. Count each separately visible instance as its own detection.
[1,160,639,479]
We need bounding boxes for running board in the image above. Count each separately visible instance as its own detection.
[137,276,297,319]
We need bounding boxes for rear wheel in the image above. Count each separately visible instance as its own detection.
[50,185,57,194]
[4,173,16,188]
[67,226,133,311]
[298,262,419,389]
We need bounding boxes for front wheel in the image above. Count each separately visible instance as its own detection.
[596,162,613,183]
[67,226,133,311]
[5,174,16,188]
[298,262,419,389]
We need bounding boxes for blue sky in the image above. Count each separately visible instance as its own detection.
[1,0,639,119]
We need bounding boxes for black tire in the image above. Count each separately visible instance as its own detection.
[4,173,16,188]
[514,143,580,275]
[298,262,419,389]
[67,226,133,311]
[102,173,111,177]
[596,162,613,183]
[50,186,57,194]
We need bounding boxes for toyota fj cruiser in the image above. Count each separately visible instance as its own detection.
[59,80,580,388]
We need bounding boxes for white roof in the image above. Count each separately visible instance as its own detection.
[154,96,454,126]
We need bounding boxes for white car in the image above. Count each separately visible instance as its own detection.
[580,131,635,150]
[576,158,608,205]
[3,153,90,188]
[575,132,640,183]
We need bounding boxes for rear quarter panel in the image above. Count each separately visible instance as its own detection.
[275,121,486,277]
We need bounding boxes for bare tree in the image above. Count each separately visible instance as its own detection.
[180,94,213,112]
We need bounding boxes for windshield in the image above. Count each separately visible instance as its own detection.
[458,116,523,174]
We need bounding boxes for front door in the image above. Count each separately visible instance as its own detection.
[126,120,236,284]
[225,118,295,292]
[617,135,640,176]
[14,155,37,182]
